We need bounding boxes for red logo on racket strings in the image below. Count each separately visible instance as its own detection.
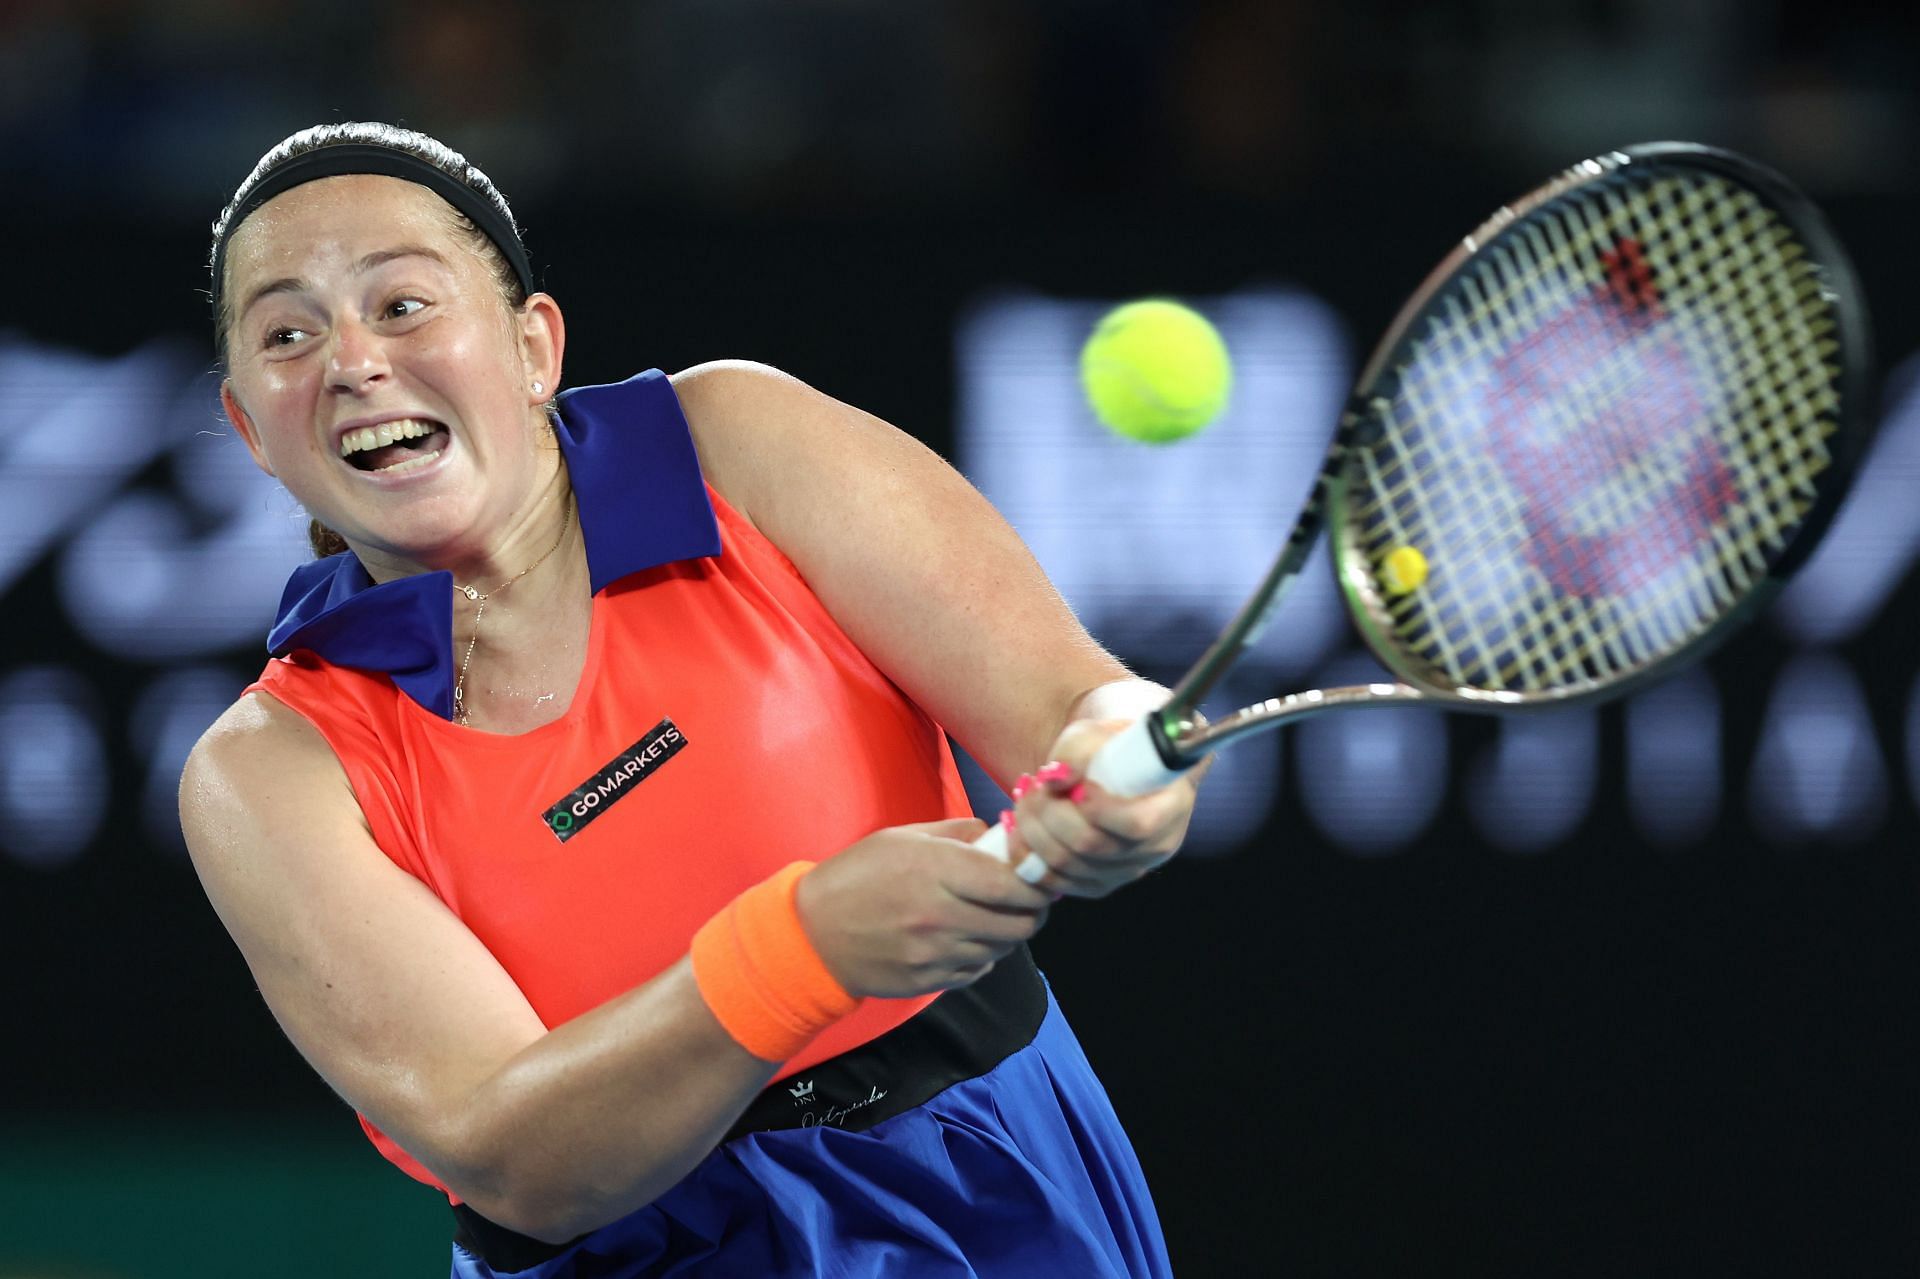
[1485,237,1737,600]
[1602,236,1663,321]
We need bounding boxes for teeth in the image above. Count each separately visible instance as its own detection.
[339,418,441,457]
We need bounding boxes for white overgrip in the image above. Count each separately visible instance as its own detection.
[971,813,1049,884]
[970,714,1191,873]
[973,819,1012,862]
[1084,713,1188,798]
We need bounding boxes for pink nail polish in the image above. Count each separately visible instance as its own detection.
[1011,773,1034,800]
[999,808,1016,832]
[1068,783,1088,804]
[1035,761,1073,786]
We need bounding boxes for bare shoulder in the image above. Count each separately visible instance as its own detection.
[178,691,360,891]
[181,691,352,819]
[669,360,894,527]
[669,358,808,427]
[670,360,807,524]
[671,360,1122,786]
[190,687,332,757]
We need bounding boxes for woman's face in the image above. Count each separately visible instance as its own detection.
[219,173,561,571]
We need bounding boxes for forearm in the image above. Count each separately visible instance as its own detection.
[444,960,777,1242]
[443,823,1022,1240]
[970,675,1170,792]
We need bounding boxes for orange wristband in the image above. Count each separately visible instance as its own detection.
[690,861,860,1063]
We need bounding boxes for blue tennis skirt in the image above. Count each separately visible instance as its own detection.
[449,989,1172,1278]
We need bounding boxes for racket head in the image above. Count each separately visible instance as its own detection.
[1328,142,1874,710]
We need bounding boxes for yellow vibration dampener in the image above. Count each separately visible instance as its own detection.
[1379,545,1429,595]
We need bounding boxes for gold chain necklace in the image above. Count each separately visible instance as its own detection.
[452,491,575,726]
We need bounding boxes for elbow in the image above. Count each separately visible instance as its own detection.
[449,1156,605,1245]
[418,1049,722,1243]
[438,1127,630,1245]
[459,1156,687,1244]
[408,1115,578,1244]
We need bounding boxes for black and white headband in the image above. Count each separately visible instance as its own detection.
[210,141,534,317]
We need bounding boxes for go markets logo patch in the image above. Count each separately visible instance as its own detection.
[542,718,687,843]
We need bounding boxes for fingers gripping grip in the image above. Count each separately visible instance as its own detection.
[970,715,1191,875]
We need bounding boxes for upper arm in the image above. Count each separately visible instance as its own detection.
[178,693,548,1194]
[671,360,1127,785]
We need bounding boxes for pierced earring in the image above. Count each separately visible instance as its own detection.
[532,381,545,395]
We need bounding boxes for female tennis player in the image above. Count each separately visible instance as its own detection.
[178,122,1198,1277]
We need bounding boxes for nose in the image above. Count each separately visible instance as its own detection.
[325,318,392,395]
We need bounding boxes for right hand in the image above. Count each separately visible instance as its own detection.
[794,817,1053,999]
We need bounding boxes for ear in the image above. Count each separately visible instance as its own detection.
[518,293,566,405]
[220,380,276,477]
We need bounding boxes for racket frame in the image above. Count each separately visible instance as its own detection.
[1149,142,1875,773]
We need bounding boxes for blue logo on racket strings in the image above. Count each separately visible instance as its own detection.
[541,718,687,843]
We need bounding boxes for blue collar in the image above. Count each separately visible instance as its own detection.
[264,369,722,719]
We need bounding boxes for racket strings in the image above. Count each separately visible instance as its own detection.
[1377,279,1728,686]
[1344,167,1843,696]
[1495,307,1817,678]
[1504,184,1829,685]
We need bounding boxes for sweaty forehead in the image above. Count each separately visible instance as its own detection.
[224,174,463,282]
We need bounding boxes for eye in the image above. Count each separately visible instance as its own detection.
[264,325,310,349]
[384,297,427,321]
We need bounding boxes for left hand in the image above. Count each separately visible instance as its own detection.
[999,717,1206,899]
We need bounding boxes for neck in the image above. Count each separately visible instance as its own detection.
[445,483,590,729]
[457,487,575,599]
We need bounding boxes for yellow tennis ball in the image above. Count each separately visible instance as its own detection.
[1080,299,1233,444]
[1380,545,1429,594]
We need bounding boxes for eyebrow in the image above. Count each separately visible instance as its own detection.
[235,245,455,321]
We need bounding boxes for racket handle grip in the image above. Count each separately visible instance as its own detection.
[970,715,1192,865]
[1085,713,1191,798]
[974,819,1013,863]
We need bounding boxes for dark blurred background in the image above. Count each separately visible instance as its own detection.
[4,1,1919,1275]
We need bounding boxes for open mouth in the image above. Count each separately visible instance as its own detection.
[339,419,450,473]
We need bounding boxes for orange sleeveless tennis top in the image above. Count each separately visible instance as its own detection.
[246,371,972,1192]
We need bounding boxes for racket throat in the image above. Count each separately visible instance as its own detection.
[1183,681,1428,755]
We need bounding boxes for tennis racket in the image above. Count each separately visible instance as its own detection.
[976,141,1873,869]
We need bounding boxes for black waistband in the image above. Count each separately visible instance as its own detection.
[452,946,1047,1271]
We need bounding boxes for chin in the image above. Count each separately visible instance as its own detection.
[331,504,481,570]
